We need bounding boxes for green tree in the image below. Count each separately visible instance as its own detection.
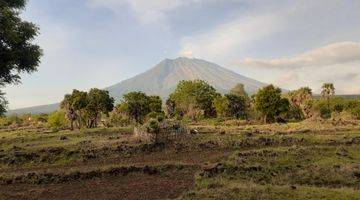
[169,80,220,118]
[0,0,42,115]
[225,94,247,119]
[61,90,87,129]
[254,85,290,123]
[149,95,162,113]
[122,92,151,123]
[61,88,114,129]
[230,83,247,97]
[85,88,114,128]
[47,110,67,132]
[0,92,8,116]
[213,96,230,118]
[109,103,131,127]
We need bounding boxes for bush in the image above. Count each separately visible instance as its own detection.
[109,111,131,127]
[351,106,360,120]
[7,115,24,126]
[146,118,160,134]
[0,117,10,127]
[146,111,165,122]
[320,107,331,119]
[47,111,68,131]
[333,103,344,113]
[286,105,303,121]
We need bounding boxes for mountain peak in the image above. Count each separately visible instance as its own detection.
[162,57,195,62]
[106,57,267,101]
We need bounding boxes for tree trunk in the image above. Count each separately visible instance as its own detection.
[264,115,267,124]
[70,120,74,131]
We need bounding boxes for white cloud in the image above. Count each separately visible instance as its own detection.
[178,50,194,58]
[242,42,360,68]
[88,0,206,24]
[178,13,285,60]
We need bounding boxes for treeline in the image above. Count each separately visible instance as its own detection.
[1,81,359,131]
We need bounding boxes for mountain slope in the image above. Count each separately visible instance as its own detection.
[106,57,267,101]
[9,57,268,114]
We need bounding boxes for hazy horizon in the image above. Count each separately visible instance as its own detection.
[4,0,360,109]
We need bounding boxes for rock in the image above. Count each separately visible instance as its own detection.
[336,147,349,157]
[142,165,157,175]
[59,136,68,141]
[244,132,253,137]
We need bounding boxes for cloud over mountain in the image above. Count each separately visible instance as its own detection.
[242,42,360,68]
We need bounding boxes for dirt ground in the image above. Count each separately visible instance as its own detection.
[1,122,360,200]
[0,168,196,200]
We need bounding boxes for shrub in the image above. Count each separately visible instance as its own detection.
[333,103,344,113]
[146,118,160,134]
[145,118,161,142]
[146,111,165,122]
[320,107,331,119]
[351,106,360,120]
[0,117,10,127]
[47,111,68,131]
[109,111,131,127]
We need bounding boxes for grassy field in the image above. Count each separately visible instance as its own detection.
[0,120,360,199]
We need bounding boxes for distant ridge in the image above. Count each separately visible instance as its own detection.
[9,57,269,114]
[7,103,60,115]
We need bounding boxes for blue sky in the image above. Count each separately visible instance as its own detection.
[4,0,360,109]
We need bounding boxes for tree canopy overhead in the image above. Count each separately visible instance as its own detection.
[0,0,42,114]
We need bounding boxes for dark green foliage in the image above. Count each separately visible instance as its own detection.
[286,105,303,120]
[0,0,26,9]
[229,83,247,97]
[0,0,42,115]
[333,102,344,113]
[320,106,331,119]
[169,80,220,118]
[148,95,162,113]
[123,92,150,123]
[61,88,114,129]
[254,85,289,123]
[109,103,131,127]
[225,94,247,119]
[122,92,162,123]
[85,88,114,128]
[0,92,8,116]
[146,118,160,134]
[350,106,360,119]
[213,96,230,118]
[61,90,87,129]
[147,111,165,122]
